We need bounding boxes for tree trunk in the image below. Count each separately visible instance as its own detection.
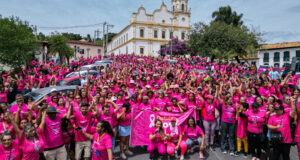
[235,56,240,63]
[211,55,215,62]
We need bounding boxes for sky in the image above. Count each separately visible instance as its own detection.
[0,0,300,44]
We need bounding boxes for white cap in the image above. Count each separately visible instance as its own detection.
[111,96,117,101]
[130,80,135,84]
[50,88,57,92]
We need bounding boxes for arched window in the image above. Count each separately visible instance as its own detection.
[283,51,290,61]
[181,4,185,12]
[274,52,280,62]
[263,53,269,62]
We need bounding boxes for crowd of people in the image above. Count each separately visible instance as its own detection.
[0,54,299,160]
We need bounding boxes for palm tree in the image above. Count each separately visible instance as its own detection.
[48,35,73,64]
[212,6,243,27]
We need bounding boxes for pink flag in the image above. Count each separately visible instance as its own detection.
[130,109,195,146]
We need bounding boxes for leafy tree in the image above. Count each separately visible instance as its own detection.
[86,34,92,42]
[61,32,82,40]
[105,33,117,43]
[48,35,73,64]
[0,15,39,68]
[212,6,243,27]
[95,39,103,45]
[36,32,49,41]
[188,21,261,62]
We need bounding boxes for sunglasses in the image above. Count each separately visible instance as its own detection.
[2,139,12,142]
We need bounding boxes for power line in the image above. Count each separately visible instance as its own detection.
[38,22,105,30]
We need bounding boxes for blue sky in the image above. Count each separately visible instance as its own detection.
[1,0,300,44]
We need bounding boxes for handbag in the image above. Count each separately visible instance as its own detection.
[270,117,284,144]
[270,132,283,142]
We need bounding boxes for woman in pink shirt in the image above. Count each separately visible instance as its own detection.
[282,95,292,113]
[117,102,133,159]
[148,119,167,160]
[0,113,21,160]
[183,116,205,159]
[235,103,249,157]
[61,118,75,160]
[219,95,236,155]
[79,121,113,160]
[166,117,187,160]
[166,98,184,113]
[239,102,267,160]
[153,90,167,111]
[268,104,293,160]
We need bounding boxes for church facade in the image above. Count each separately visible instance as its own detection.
[107,0,191,56]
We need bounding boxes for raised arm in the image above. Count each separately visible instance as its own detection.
[9,113,22,140]
[39,110,47,131]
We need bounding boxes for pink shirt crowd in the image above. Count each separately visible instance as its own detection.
[0,54,300,160]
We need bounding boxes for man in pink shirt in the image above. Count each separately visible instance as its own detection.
[38,106,68,160]
[66,101,99,160]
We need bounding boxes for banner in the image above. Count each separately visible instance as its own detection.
[130,109,195,146]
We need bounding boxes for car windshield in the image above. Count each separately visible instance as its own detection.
[56,80,67,86]
[26,92,43,101]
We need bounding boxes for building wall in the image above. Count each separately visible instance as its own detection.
[258,47,300,67]
[68,43,103,60]
[107,2,190,56]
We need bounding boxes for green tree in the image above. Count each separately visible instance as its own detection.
[36,32,49,41]
[86,34,92,42]
[61,33,82,40]
[48,35,73,64]
[0,16,39,68]
[188,21,261,62]
[212,6,243,27]
[105,33,117,43]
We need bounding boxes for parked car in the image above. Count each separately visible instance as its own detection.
[79,64,97,71]
[93,61,112,68]
[12,86,81,105]
[166,59,178,64]
[65,70,98,78]
[56,77,81,86]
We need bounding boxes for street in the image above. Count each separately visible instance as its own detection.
[113,143,299,160]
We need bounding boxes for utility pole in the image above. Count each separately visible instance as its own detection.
[103,22,107,56]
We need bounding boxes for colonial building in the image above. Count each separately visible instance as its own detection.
[258,42,300,67]
[107,0,191,56]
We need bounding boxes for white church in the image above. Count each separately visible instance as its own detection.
[107,0,191,56]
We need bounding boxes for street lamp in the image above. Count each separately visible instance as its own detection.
[74,45,76,60]
[170,16,174,58]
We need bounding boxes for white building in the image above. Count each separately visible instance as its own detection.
[107,0,191,56]
[258,42,300,67]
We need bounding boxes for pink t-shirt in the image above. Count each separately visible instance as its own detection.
[203,101,217,122]
[118,111,131,126]
[62,128,74,145]
[221,104,236,123]
[0,140,21,160]
[268,113,292,143]
[20,128,45,160]
[44,114,64,149]
[139,103,152,110]
[149,127,164,143]
[244,110,266,134]
[74,111,94,142]
[99,110,115,130]
[236,117,248,138]
[166,125,182,142]
[183,125,204,140]
[9,104,29,120]
[154,98,167,111]
[91,133,112,160]
[0,92,7,103]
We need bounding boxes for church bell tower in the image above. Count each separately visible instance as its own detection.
[172,0,188,13]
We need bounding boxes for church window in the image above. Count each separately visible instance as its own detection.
[154,30,158,38]
[140,47,144,54]
[181,4,185,12]
[140,28,144,38]
[169,31,173,39]
[181,32,185,40]
[162,31,166,39]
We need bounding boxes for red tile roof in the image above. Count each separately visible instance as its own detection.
[259,42,300,50]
